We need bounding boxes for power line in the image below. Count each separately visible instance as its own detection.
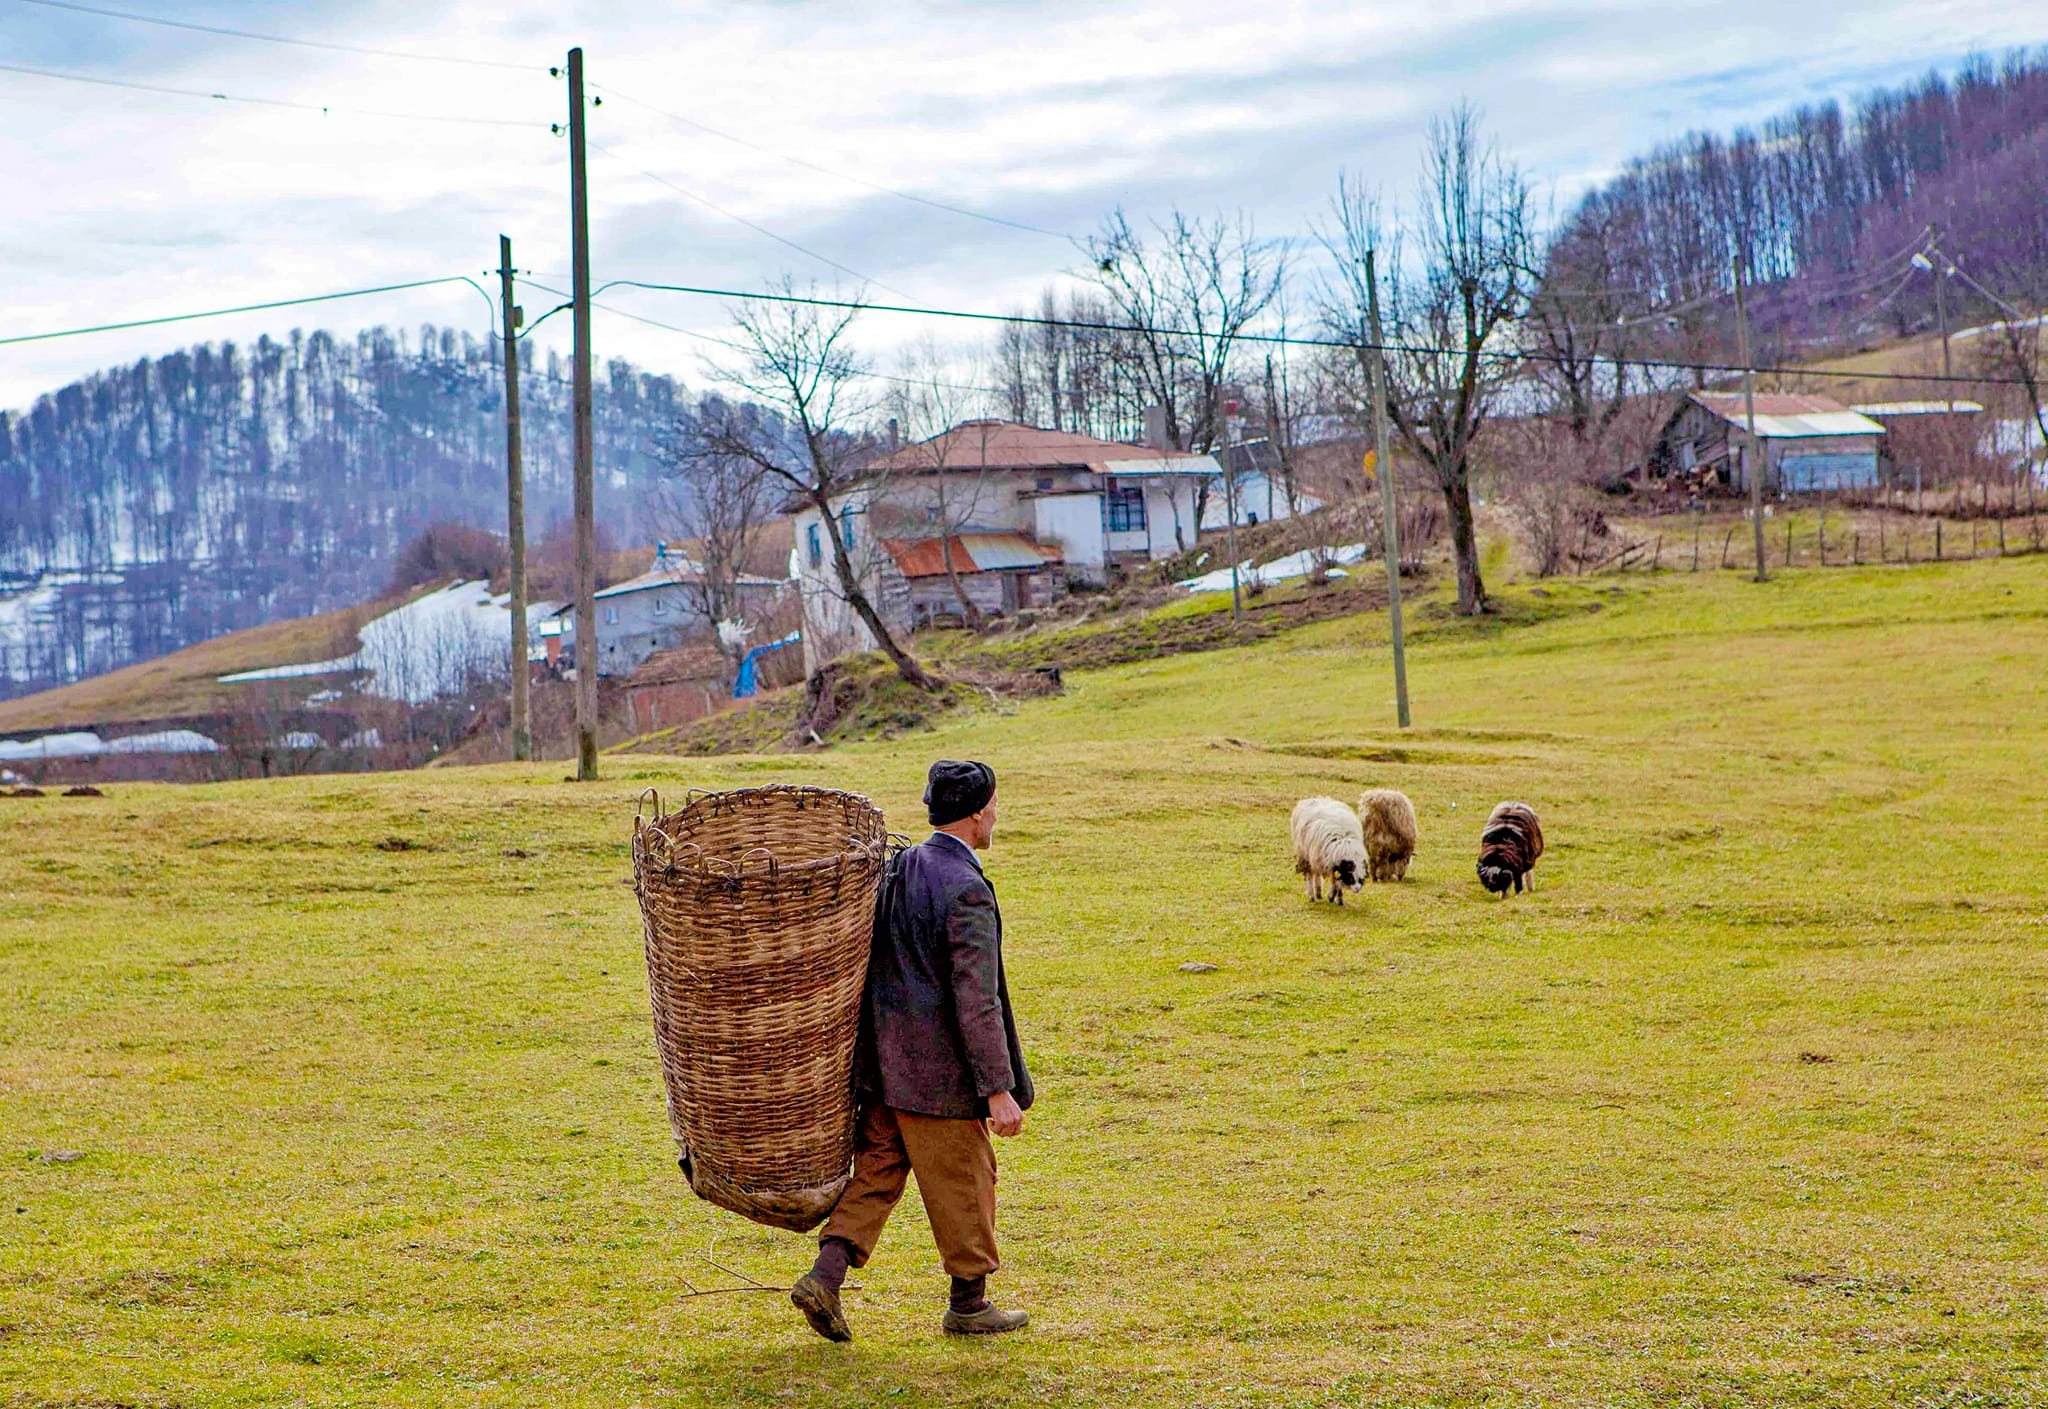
[587,138,912,299]
[525,278,1007,397]
[8,0,536,71]
[0,59,539,126]
[0,276,491,348]
[593,82,1075,243]
[602,277,2033,388]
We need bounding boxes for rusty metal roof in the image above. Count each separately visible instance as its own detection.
[1691,392,1884,439]
[879,533,1063,579]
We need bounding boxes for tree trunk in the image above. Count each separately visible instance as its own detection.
[1441,465,1487,613]
[935,480,982,628]
[818,500,939,692]
[939,536,982,629]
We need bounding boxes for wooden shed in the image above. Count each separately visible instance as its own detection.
[1651,393,1885,494]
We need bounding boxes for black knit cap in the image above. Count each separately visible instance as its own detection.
[925,759,996,827]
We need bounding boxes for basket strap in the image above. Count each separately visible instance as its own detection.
[636,787,663,822]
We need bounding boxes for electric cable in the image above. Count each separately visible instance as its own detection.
[0,59,540,126]
[0,276,493,348]
[594,81,1075,243]
[7,0,537,70]
[599,277,2030,387]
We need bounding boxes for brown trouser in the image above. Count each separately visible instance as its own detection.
[821,1104,999,1279]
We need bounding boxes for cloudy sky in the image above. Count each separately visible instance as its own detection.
[1,0,2041,407]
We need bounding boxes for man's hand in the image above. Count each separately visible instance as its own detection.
[986,1090,1025,1138]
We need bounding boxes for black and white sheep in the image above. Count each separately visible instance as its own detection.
[1291,796,1368,904]
[1357,788,1418,882]
[1477,801,1544,895]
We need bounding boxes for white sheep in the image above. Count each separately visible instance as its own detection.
[1291,797,1367,905]
[1357,788,1418,882]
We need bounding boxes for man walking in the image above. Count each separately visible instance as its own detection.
[791,759,1034,1341]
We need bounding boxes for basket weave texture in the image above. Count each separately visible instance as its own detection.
[631,785,889,1232]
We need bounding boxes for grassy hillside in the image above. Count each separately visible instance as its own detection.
[0,597,380,735]
[3,558,2045,1407]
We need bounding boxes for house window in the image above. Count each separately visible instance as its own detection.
[653,596,668,615]
[604,606,619,625]
[1036,476,1054,491]
[1106,485,1147,533]
[807,522,823,568]
[840,506,857,550]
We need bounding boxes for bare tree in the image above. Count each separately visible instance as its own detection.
[651,395,780,686]
[888,342,1002,627]
[696,283,937,691]
[989,286,1142,441]
[1525,202,1659,471]
[1084,208,1288,464]
[1969,293,2048,508]
[1248,282,1326,519]
[1322,107,1536,613]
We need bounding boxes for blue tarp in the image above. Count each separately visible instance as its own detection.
[733,632,800,698]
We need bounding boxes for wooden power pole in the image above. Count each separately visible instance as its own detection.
[497,234,531,762]
[567,47,599,780]
[1363,250,1411,728]
[1732,253,1767,582]
[1222,400,1243,625]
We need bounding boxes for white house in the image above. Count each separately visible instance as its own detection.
[788,422,1242,672]
[555,545,787,678]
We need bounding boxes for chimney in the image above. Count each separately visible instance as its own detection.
[886,417,900,454]
[1142,404,1169,450]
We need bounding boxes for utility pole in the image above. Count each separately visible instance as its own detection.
[1732,253,1767,582]
[1932,225,1956,417]
[1932,226,1955,521]
[567,47,599,781]
[1222,399,1243,625]
[1364,250,1411,728]
[497,234,531,762]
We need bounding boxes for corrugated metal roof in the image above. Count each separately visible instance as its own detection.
[595,564,783,599]
[1691,392,1884,439]
[1851,400,1987,417]
[880,533,1062,579]
[1101,453,1223,477]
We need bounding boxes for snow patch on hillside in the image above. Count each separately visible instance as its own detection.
[220,580,510,704]
[1180,543,1373,594]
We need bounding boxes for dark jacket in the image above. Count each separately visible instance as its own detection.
[860,833,1034,1120]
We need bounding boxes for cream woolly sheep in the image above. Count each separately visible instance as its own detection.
[1357,788,1418,882]
[1290,796,1367,905]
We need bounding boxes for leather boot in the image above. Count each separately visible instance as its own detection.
[790,1273,852,1343]
[942,1303,1029,1335]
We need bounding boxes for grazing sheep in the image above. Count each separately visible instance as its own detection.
[1357,788,1418,882]
[1477,802,1544,895]
[1291,797,1368,905]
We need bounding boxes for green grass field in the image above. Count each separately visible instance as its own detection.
[5,558,2046,1407]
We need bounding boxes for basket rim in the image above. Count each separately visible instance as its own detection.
[634,783,889,881]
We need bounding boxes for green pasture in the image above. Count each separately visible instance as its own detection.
[4,558,2046,1406]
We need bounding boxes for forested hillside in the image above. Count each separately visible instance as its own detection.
[0,327,683,697]
[1546,51,2048,356]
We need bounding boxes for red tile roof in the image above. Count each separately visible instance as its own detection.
[866,421,1195,475]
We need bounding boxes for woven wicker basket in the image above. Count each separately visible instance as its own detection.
[631,785,890,1232]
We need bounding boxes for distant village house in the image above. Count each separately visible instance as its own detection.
[553,543,787,679]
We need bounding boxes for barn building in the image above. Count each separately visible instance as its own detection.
[1651,392,1886,493]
